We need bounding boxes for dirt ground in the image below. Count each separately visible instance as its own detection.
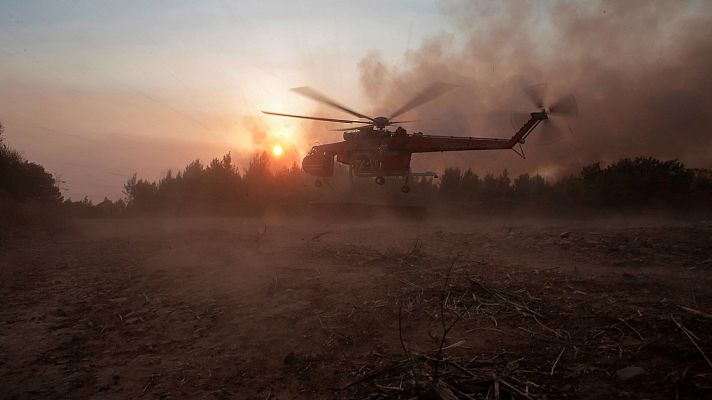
[1,213,712,399]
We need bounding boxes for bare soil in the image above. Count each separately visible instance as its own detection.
[1,215,711,399]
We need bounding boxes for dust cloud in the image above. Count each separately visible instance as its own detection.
[358,0,712,178]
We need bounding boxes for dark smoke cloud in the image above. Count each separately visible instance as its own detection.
[358,0,712,178]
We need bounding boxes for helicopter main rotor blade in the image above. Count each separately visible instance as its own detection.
[389,120,418,124]
[330,124,375,131]
[261,111,366,124]
[389,82,457,120]
[290,87,373,121]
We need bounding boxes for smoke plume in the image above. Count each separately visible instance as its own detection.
[358,0,712,178]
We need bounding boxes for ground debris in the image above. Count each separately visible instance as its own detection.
[3,219,712,399]
[616,366,646,381]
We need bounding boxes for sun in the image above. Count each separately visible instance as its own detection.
[272,144,284,157]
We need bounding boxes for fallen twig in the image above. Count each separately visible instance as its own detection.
[398,306,409,357]
[465,327,511,336]
[142,373,158,395]
[340,360,408,390]
[677,305,712,321]
[618,317,645,341]
[531,314,565,339]
[550,347,566,376]
[497,378,536,400]
[671,314,712,372]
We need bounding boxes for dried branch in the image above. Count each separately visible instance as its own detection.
[398,306,409,357]
[677,305,712,321]
[618,317,645,341]
[550,347,566,375]
[671,314,712,372]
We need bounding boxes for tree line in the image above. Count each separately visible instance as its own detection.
[432,158,712,212]
[1,121,711,218]
[119,152,305,215]
[110,154,712,215]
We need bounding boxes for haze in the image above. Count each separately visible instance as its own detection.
[1,0,710,200]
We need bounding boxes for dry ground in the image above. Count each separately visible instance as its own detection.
[1,214,712,399]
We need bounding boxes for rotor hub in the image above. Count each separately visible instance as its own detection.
[373,117,390,130]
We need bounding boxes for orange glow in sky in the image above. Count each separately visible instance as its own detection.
[0,1,447,200]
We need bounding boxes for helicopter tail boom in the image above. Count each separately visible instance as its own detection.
[398,111,548,153]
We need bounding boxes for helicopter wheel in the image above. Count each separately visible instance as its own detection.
[375,176,385,185]
[315,179,322,188]
[401,185,410,193]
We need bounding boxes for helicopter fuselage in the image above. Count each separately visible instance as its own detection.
[302,111,548,179]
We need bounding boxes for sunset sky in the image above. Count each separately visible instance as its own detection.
[2,1,711,200]
[1,0,447,200]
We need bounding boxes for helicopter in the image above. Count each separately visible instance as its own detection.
[263,83,577,193]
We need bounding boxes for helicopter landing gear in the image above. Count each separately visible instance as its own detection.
[314,179,323,188]
[375,176,385,185]
[400,173,411,194]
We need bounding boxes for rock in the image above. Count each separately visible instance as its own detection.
[559,231,571,238]
[616,366,646,380]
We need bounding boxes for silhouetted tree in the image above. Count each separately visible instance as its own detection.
[0,121,62,203]
[439,167,462,199]
[123,173,158,209]
[691,169,712,205]
[577,158,694,208]
[513,173,550,200]
[461,169,481,200]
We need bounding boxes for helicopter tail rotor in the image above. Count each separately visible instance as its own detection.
[522,84,578,145]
